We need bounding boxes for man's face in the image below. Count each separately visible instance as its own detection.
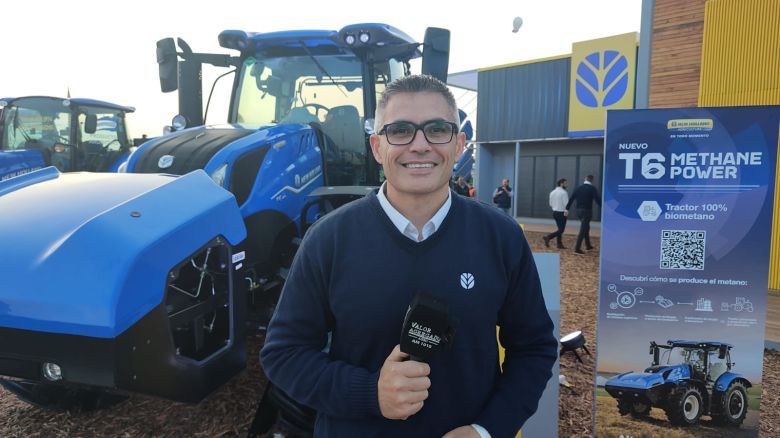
[562,180,568,189]
[502,178,509,187]
[370,92,465,200]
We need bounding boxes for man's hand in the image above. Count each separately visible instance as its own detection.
[442,425,481,438]
[563,209,569,217]
[378,345,431,420]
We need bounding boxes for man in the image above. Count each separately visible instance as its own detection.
[565,174,602,254]
[492,178,512,215]
[543,178,568,249]
[261,75,556,437]
[453,176,470,197]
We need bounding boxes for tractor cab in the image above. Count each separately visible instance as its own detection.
[651,340,733,383]
[0,96,135,180]
[152,24,449,188]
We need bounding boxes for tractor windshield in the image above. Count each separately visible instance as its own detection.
[232,52,403,185]
[662,346,707,374]
[1,97,71,151]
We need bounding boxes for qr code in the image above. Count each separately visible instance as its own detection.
[660,230,706,270]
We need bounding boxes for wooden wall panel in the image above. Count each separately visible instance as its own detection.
[648,0,707,108]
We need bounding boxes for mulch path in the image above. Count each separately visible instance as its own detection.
[1,231,777,437]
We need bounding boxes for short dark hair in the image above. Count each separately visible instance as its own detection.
[557,178,567,186]
[586,175,594,182]
[375,75,458,127]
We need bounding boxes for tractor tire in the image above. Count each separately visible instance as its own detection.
[664,384,703,425]
[712,381,748,427]
[617,399,631,415]
[0,379,127,411]
[630,401,652,418]
[616,399,651,418]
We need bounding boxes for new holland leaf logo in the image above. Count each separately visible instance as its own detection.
[460,273,475,290]
[575,50,629,108]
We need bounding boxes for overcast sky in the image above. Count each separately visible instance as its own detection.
[0,0,641,137]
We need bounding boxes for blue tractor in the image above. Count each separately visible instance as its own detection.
[0,96,135,180]
[0,23,451,410]
[604,340,751,427]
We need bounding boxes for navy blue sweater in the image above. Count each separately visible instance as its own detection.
[260,191,557,437]
[565,182,601,211]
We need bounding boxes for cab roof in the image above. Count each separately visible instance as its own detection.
[666,340,733,349]
[0,96,135,113]
[218,23,421,62]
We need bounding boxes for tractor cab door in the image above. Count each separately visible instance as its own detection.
[75,108,131,172]
[0,99,74,178]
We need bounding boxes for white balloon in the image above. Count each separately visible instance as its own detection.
[512,16,523,33]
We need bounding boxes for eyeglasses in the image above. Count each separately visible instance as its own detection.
[378,120,459,146]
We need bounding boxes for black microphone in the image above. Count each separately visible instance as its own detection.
[400,292,455,363]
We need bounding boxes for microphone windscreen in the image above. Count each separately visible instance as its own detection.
[400,292,452,362]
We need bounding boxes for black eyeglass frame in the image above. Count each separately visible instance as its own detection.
[377,120,459,146]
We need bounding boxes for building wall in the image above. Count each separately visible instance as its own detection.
[699,0,780,106]
[516,140,603,219]
[476,57,570,142]
[648,0,707,108]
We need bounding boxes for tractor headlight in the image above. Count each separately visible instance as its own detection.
[359,32,370,44]
[172,114,187,131]
[210,163,228,187]
[42,362,63,381]
[344,34,356,45]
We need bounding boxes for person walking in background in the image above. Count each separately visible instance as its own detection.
[543,178,568,249]
[453,175,471,197]
[565,175,601,255]
[493,177,512,215]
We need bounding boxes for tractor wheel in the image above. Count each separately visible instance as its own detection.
[630,401,652,418]
[712,381,748,427]
[0,379,127,411]
[617,399,651,418]
[664,384,703,425]
[617,399,631,415]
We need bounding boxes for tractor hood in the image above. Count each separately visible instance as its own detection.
[606,371,665,390]
[0,168,246,338]
[129,126,255,175]
[605,364,690,390]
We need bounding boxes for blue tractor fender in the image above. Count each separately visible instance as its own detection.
[0,167,246,338]
[714,372,751,393]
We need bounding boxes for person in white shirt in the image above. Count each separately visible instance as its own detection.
[542,178,569,249]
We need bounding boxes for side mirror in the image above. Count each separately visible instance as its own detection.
[84,114,97,134]
[718,345,727,359]
[421,27,450,83]
[157,38,179,93]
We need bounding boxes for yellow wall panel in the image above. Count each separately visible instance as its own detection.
[699,0,780,106]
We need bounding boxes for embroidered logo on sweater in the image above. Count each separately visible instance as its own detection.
[460,273,475,290]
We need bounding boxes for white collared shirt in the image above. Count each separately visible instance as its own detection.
[549,186,569,212]
[376,182,451,242]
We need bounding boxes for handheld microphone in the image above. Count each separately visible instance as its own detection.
[400,292,455,362]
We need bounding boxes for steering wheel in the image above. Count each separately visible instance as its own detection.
[300,103,330,119]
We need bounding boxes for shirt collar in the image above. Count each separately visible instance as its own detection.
[584,180,592,185]
[376,181,451,242]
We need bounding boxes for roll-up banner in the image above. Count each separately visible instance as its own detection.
[595,106,780,436]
